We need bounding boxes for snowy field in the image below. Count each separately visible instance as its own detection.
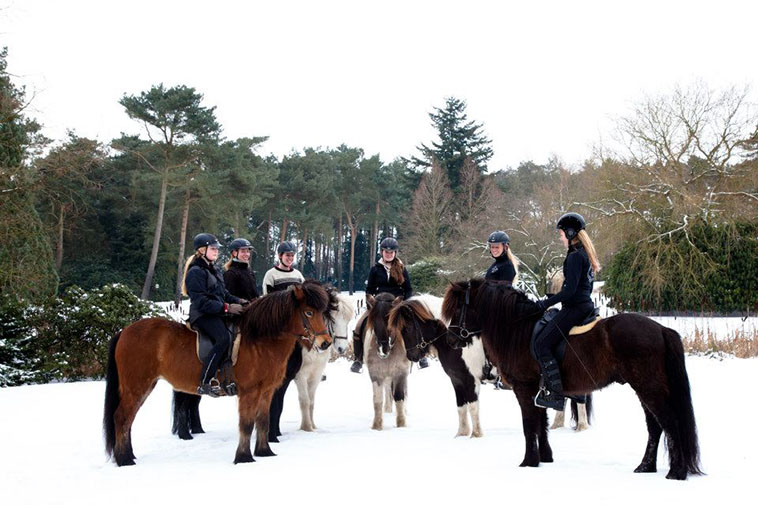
[2,292,757,504]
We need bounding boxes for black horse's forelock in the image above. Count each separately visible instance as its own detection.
[302,279,337,322]
[367,292,396,342]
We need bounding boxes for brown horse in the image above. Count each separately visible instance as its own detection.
[103,282,332,466]
[442,279,702,480]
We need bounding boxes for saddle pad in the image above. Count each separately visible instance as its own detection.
[568,316,601,335]
[185,322,241,365]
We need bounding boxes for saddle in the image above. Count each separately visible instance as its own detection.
[532,307,601,363]
[185,321,242,365]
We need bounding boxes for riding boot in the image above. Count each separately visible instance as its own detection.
[418,356,430,369]
[535,358,565,410]
[197,354,222,398]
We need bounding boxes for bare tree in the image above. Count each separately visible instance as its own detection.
[406,160,453,260]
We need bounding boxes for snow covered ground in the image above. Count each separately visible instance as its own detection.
[2,292,757,504]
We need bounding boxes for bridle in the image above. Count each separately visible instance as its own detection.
[447,282,481,342]
[298,310,331,348]
[407,314,447,353]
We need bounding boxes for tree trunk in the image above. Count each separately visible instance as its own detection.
[346,212,357,295]
[266,209,272,266]
[371,199,380,264]
[141,170,169,300]
[55,204,65,270]
[300,228,308,271]
[337,216,343,291]
[280,219,289,242]
[174,185,192,308]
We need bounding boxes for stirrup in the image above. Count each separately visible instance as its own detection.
[350,361,363,373]
[224,381,237,397]
[534,387,564,410]
[418,357,429,369]
[197,378,222,398]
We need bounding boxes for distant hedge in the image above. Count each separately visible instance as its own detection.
[0,284,165,386]
[604,221,758,314]
[407,257,447,297]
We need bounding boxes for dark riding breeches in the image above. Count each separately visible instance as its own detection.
[531,302,594,362]
[194,315,231,384]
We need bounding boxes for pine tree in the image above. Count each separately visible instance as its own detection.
[411,97,493,190]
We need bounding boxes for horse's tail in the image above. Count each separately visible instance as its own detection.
[570,393,592,425]
[103,331,122,457]
[663,327,703,476]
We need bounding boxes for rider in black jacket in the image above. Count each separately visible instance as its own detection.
[532,213,599,410]
[351,237,422,372]
[485,231,517,283]
[223,238,260,301]
[183,233,246,397]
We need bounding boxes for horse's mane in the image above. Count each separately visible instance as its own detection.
[366,292,396,340]
[443,278,542,359]
[333,293,355,324]
[388,298,435,336]
[240,281,330,342]
[307,279,339,324]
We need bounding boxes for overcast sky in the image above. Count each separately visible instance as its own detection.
[2,0,757,171]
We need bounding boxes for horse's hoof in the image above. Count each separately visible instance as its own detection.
[191,428,205,434]
[254,447,277,457]
[519,458,540,468]
[634,463,657,473]
[234,453,255,464]
[178,432,193,441]
[115,455,136,467]
[665,468,687,480]
[575,423,589,432]
[540,454,554,463]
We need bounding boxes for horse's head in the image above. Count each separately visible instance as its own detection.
[442,279,484,350]
[388,299,446,363]
[367,292,402,359]
[329,292,353,355]
[287,283,333,352]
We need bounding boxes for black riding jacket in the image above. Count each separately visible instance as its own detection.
[186,256,243,324]
[485,254,516,283]
[223,260,260,300]
[544,242,594,308]
[366,262,413,299]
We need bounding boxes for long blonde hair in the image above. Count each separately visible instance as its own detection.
[576,230,601,273]
[505,245,520,284]
[181,250,204,296]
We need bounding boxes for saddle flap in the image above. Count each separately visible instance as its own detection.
[568,307,601,335]
[187,321,241,365]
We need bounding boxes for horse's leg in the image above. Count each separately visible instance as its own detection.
[307,374,319,429]
[550,400,567,429]
[234,390,259,464]
[172,390,192,440]
[371,380,384,430]
[456,404,471,437]
[393,374,407,428]
[384,381,393,413]
[469,400,483,438]
[634,404,662,474]
[268,381,289,442]
[575,402,589,432]
[294,376,314,432]
[513,385,547,467]
[254,389,277,457]
[114,379,157,466]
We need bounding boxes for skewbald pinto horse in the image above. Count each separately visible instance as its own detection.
[103,282,332,466]
[442,279,702,480]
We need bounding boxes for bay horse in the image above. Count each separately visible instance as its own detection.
[170,289,352,442]
[364,292,410,430]
[387,295,485,437]
[103,282,332,466]
[442,279,702,480]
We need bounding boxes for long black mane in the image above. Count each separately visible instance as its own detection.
[443,279,542,366]
[240,280,331,342]
[367,292,396,343]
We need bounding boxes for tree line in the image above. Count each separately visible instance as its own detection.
[2,47,757,314]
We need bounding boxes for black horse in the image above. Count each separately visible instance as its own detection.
[442,279,702,480]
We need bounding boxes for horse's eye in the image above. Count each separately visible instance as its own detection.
[305,311,313,317]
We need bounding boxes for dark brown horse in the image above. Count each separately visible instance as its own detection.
[103,282,332,466]
[442,279,702,480]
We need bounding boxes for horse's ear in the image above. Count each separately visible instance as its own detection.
[392,296,404,306]
[290,285,305,302]
[366,295,376,309]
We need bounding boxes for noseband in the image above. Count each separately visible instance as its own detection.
[448,283,481,341]
[408,316,446,352]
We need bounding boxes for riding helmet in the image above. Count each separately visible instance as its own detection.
[193,233,221,250]
[556,213,586,241]
[487,231,510,245]
[380,237,399,251]
[277,241,297,255]
[229,238,254,252]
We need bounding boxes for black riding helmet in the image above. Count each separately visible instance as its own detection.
[487,231,510,245]
[193,233,221,250]
[556,212,586,241]
[277,241,297,255]
[380,237,399,251]
[229,238,253,252]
